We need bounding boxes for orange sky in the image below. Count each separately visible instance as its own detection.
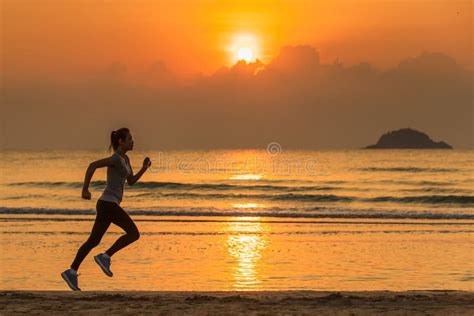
[2,0,472,80]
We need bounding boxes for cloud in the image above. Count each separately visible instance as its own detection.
[266,45,321,74]
[1,46,472,149]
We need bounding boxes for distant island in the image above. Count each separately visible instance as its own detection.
[365,128,453,149]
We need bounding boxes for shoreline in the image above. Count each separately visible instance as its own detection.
[1,290,473,315]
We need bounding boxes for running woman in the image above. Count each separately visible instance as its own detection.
[61,128,151,291]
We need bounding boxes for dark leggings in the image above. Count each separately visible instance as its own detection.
[71,199,140,271]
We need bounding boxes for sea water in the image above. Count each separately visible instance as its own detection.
[0,149,473,290]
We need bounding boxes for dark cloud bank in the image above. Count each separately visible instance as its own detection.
[1,46,472,150]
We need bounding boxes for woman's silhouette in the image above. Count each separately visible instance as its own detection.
[61,128,151,291]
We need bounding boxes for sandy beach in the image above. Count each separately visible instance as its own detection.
[1,290,473,315]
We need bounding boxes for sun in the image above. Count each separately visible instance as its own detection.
[237,47,254,62]
[229,33,260,64]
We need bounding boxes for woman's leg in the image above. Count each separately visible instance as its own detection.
[70,205,111,271]
[104,204,140,257]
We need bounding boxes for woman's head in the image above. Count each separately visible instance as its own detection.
[109,128,134,152]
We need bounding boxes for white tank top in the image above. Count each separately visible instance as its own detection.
[99,152,132,205]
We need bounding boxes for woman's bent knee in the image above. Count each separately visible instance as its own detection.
[129,230,140,242]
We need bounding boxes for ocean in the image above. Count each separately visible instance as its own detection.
[1,149,473,291]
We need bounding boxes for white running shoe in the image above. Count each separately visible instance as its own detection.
[94,253,113,277]
[61,268,81,291]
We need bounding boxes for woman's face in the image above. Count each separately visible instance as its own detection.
[120,133,134,151]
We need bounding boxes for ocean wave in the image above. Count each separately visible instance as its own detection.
[7,181,106,189]
[360,167,459,173]
[131,191,474,205]
[367,195,474,205]
[370,180,456,187]
[415,181,456,186]
[0,206,473,220]
[2,229,473,236]
[339,179,457,187]
[4,181,474,206]
[399,188,472,194]
[135,192,355,202]
[133,182,338,192]
[7,181,339,192]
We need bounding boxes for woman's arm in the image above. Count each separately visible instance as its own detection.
[82,156,114,199]
[127,157,151,186]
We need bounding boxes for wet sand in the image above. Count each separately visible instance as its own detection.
[1,290,473,315]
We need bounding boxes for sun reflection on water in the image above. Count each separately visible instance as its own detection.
[229,174,264,180]
[224,217,269,290]
[231,203,265,209]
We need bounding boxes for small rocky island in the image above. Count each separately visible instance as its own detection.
[365,128,453,149]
